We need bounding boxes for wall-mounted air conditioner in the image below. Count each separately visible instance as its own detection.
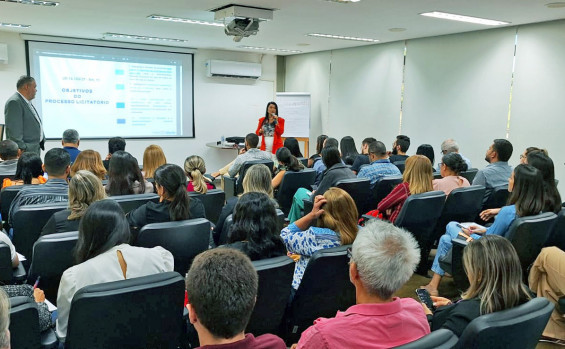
[206,59,261,79]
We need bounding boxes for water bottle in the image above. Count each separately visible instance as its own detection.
[221,135,225,146]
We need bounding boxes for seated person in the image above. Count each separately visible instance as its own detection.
[213,164,274,247]
[0,140,20,176]
[211,133,271,179]
[142,144,167,179]
[2,152,45,188]
[185,249,286,349]
[416,144,436,172]
[102,137,126,171]
[288,146,355,223]
[377,155,433,223]
[8,148,70,226]
[70,150,107,180]
[272,147,304,189]
[472,139,513,204]
[313,138,339,185]
[340,136,359,166]
[307,134,327,168]
[127,164,205,231]
[294,220,430,348]
[41,170,106,236]
[357,141,401,187]
[2,284,51,332]
[222,192,286,261]
[438,139,472,170]
[433,152,470,196]
[529,247,565,345]
[56,199,174,342]
[61,129,80,164]
[284,137,303,158]
[350,137,376,175]
[424,235,531,337]
[282,188,358,290]
[105,151,153,195]
[184,155,215,193]
[0,290,9,349]
[389,135,410,164]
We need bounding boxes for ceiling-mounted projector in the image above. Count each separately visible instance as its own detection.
[212,4,274,42]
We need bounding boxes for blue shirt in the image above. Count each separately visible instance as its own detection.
[472,161,512,203]
[357,159,401,187]
[484,204,517,238]
[63,146,81,165]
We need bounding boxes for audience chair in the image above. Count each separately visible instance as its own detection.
[247,256,295,337]
[460,168,478,183]
[284,245,355,344]
[544,208,565,250]
[189,189,225,224]
[0,184,31,231]
[451,238,470,291]
[224,160,274,199]
[0,242,26,283]
[393,160,406,173]
[335,178,371,217]
[432,186,485,243]
[12,202,67,264]
[367,175,403,211]
[482,185,509,211]
[393,329,458,349]
[297,157,308,168]
[65,271,185,349]
[505,212,557,281]
[109,193,159,214]
[219,210,285,246]
[136,219,210,275]
[433,172,443,180]
[275,169,316,216]
[9,296,58,349]
[394,191,446,275]
[456,297,553,349]
[28,231,79,306]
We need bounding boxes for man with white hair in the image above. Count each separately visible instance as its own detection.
[0,289,10,349]
[294,220,430,348]
[438,139,472,170]
[61,129,80,164]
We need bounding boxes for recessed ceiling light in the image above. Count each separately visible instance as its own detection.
[238,45,302,53]
[322,0,361,3]
[388,28,406,32]
[546,2,565,8]
[102,33,189,43]
[147,15,224,27]
[307,33,379,42]
[0,22,31,28]
[420,11,509,26]
[0,0,59,6]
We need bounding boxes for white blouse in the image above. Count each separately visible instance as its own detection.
[56,244,174,341]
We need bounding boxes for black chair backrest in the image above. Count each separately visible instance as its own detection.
[188,189,225,224]
[369,175,403,210]
[335,178,371,217]
[66,271,185,349]
[12,202,67,263]
[109,193,160,214]
[451,239,470,292]
[9,296,41,349]
[393,161,406,173]
[136,218,210,275]
[482,185,509,210]
[28,231,79,306]
[393,329,458,349]
[236,159,274,194]
[433,186,486,242]
[297,157,308,167]
[247,256,294,336]
[220,209,285,246]
[395,191,446,275]
[286,245,355,343]
[505,212,557,280]
[0,185,30,230]
[545,208,565,250]
[460,168,478,183]
[276,169,316,215]
[457,297,553,349]
[0,242,12,283]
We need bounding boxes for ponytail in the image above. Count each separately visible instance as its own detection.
[169,184,191,221]
[155,164,191,221]
[184,155,209,194]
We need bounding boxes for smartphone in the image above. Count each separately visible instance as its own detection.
[416,289,435,311]
[456,223,466,230]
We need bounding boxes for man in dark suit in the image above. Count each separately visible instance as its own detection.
[4,76,45,155]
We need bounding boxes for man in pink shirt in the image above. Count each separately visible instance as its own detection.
[294,220,430,348]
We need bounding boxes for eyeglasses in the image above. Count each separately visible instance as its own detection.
[519,154,525,159]
[347,247,352,264]
[441,150,448,154]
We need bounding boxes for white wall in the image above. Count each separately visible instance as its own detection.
[0,31,277,172]
[285,19,565,192]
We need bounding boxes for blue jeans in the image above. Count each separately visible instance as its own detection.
[431,222,482,275]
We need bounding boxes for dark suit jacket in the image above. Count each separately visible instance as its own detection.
[4,93,43,154]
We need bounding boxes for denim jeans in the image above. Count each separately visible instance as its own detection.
[431,221,481,275]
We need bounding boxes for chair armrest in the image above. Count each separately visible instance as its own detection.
[12,263,26,282]
[40,328,58,349]
[452,238,470,248]
[224,177,236,200]
[558,296,565,314]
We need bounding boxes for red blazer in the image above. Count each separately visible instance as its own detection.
[255,117,285,154]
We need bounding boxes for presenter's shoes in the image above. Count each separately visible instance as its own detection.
[540,336,565,346]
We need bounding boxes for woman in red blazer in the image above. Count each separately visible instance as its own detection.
[256,101,285,155]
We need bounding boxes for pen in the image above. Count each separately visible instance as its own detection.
[33,276,41,289]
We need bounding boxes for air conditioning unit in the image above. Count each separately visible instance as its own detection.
[206,59,261,79]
